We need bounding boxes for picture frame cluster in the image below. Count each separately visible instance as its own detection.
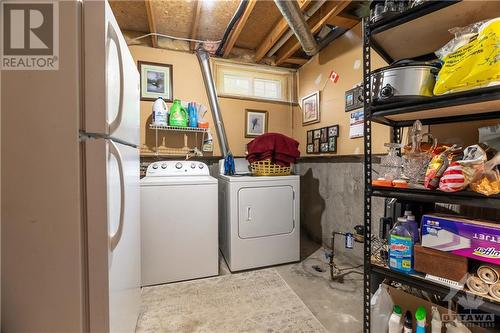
[306,125,338,154]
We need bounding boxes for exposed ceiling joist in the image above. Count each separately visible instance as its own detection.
[254,0,312,62]
[327,13,359,29]
[223,0,258,57]
[144,0,158,48]
[283,57,308,65]
[189,0,202,50]
[275,1,351,65]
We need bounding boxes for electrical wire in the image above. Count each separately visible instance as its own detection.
[215,0,249,56]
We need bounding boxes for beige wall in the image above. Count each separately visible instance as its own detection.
[293,23,389,156]
[128,46,293,157]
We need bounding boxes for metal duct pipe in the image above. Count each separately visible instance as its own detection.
[273,0,319,56]
[195,49,231,157]
[267,0,326,58]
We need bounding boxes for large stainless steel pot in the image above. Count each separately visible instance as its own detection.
[371,60,440,103]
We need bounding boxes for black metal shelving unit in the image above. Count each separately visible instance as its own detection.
[362,2,500,332]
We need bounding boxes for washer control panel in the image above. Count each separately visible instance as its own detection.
[146,160,210,177]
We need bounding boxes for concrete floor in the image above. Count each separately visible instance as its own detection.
[219,239,363,333]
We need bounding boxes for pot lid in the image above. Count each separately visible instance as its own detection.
[372,59,441,74]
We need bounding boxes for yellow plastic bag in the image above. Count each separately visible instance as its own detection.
[434,18,500,95]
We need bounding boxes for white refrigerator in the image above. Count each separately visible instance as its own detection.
[1,1,141,332]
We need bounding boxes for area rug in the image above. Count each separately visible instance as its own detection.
[136,268,328,333]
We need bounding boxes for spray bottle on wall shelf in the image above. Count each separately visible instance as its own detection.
[203,129,214,152]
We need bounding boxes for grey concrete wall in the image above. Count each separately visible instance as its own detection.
[295,157,384,265]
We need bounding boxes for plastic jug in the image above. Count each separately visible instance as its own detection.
[152,97,168,126]
[389,217,414,274]
[169,99,188,127]
[188,102,198,128]
[388,305,403,333]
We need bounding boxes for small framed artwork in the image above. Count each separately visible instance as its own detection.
[301,91,320,125]
[307,144,313,153]
[245,109,268,138]
[313,129,321,140]
[320,142,329,153]
[320,128,328,143]
[307,131,313,144]
[328,137,337,153]
[138,61,173,102]
[313,139,320,153]
[328,125,339,137]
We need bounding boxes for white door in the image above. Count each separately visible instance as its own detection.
[238,186,295,239]
[85,139,141,333]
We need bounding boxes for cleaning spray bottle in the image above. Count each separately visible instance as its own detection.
[431,306,442,333]
[404,310,413,333]
[388,305,403,333]
[415,306,426,333]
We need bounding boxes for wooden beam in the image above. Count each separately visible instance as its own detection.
[327,13,359,29]
[189,0,202,50]
[223,0,257,57]
[254,0,312,62]
[144,0,158,48]
[275,1,351,65]
[283,57,308,65]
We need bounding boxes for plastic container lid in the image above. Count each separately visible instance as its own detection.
[393,305,402,315]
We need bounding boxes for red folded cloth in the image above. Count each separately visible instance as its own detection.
[246,133,300,167]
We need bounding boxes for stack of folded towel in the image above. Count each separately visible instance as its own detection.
[246,133,300,167]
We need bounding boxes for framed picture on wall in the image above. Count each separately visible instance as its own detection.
[313,139,320,153]
[307,144,313,153]
[307,130,313,144]
[245,109,268,138]
[328,137,337,153]
[320,128,328,143]
[301,91,320,125]
[320,142,329,153]
[138,61,173,102]
[313,129,321,140]
[328,125,339,137]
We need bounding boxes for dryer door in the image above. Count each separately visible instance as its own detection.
[238,186,295,239]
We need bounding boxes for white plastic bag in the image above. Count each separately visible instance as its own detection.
[371,284,394,333]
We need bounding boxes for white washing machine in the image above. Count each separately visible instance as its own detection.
[218,159,300,271]
[141,160,218,286]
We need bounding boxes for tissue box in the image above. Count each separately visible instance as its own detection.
[421,214,500,265]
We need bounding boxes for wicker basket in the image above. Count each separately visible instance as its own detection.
[250,159,291,176]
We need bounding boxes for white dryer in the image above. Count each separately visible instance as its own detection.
[218,159,300,271]
[141,161,218,286]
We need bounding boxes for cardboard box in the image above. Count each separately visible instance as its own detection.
[388,286,488,333]
[414,245,468,282]
[421,214,500,265]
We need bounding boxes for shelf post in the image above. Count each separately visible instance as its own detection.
[362,17,372,333]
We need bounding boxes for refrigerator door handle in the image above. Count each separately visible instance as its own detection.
[108,140,125,251]
[106,21,125,136]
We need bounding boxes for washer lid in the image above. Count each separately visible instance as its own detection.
[141,176,217,186]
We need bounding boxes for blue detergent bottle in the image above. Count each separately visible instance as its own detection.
[188,102,198,128]
[389,217,414,274]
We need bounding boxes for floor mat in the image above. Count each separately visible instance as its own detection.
[137,268,328,333]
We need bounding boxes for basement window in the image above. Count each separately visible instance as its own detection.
[214,60,296,103]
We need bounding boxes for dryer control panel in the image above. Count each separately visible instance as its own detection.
[146,160,210,177]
